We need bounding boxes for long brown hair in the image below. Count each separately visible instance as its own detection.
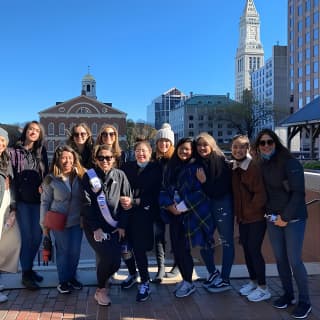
[50,145,86,178]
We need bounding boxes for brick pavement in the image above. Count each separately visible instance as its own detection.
[0,273,319,320]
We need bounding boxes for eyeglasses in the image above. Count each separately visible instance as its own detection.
[97,155,113,162]
[74,132,87,138]
[101,132,115,138]
[259,139,274,146]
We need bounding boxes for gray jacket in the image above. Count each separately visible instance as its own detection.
[40,173,84,228]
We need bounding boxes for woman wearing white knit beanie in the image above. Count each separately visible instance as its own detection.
[151,123,179,283]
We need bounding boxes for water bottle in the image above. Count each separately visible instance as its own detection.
[173,190,180,203]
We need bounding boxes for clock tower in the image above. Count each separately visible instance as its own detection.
[235,0,264,102]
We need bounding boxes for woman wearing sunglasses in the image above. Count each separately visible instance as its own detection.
[66,123,94,169]
[81,144,132,306]
[253,129,311,319]
[95,124,126,168]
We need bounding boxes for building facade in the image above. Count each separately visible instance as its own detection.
[251,45,289,136]
[146,88,186,129]
[39,73,127,161]
[288,0,319,112]
[170,94,239,146]
[235,0,264,102]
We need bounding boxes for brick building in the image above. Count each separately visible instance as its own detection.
[39,73,127,161]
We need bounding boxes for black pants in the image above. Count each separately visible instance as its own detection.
[169,217,194,283]
[124,248,150,283]
[85,228,121,288]
[239,220,267,286]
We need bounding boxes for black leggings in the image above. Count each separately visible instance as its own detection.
[239,220,267,286]
[169,217,194,283]
[85,228,121,288]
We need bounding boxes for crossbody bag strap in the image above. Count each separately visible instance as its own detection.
[86,168,118,228]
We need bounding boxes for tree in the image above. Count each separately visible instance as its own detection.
[217,89,274,140]
[126,119,157,158]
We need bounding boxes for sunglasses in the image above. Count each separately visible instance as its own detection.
[259,139,274,146]
[101,132,115,138]
[74,132,87,138]
[97,155,113,162]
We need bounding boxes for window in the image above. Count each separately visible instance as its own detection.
[299,97,303,109]
[315,78,319,89]
[189,115,193,121]
[298,67,303,77]
[48,141,54,153]
[314,61,319,73]
[48,123,54,136]
[305,16,310,28]
[299,82,303,93]
[314,45,319,57]
[298,51,303,62]
[91,123,98,135]
[59,123,65,136]
[198,115,204,121]
[189,123,194,129]
[86,84,91,92]
[314,28,319,40]
[305,0,311,11]
[306,32,310,43]
[306,64,310,75]
[306,47,311,59]
[314,12,319,25]
[218,124,223,129]
[298,4,302,16]
[189,131,194,137]
[298,36,303,47]
[218,131,223,137]
[298,20,303,32]
[306,80,310,91]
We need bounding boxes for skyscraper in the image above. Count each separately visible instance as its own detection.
[235,0,264,102]
[288,0,319,112]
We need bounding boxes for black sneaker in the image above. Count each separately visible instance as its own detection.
[22,276,40,291]
[136,282,151,302]
[291,302,312,319]
[31,270,44,283]
[69,278,83,290]
[57,282,72,294]
[203,270,220,288]
[121,273,138,289]
[272,295,296,309]
[207,278,231,293]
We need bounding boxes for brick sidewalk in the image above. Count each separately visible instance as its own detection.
[0,275,319,320]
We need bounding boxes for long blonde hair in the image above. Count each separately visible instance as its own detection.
[95,124,122,159]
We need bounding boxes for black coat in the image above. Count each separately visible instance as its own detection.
[121,161,162,252]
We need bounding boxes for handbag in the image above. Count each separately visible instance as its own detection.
[44,210,67,231]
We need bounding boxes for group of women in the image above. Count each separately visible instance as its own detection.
[0,121,312,319]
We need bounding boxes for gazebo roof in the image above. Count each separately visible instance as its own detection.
[281,97,320,126]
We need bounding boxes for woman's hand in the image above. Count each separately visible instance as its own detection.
[196,168,206,184]
[113,228,125,241]
[120,196,132,210]
[93,228,105,242]
[166,204,182,216]
[274,215,288,227]
[5,211,16,229]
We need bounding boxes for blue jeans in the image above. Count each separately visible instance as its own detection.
[52,225,83,284]
[16,201,43,272]
[201,194,234,281]
[267,219,310,304]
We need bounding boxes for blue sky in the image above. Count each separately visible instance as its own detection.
[0,0,287,125]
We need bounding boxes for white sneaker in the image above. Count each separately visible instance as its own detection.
[239,281,257,296]
[0,293,8,303]
[247,287,271,302]
[175,281,195,298]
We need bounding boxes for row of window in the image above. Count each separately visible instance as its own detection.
[289,0,319,17]
[47,122,119,137]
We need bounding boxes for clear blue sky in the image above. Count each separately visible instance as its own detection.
[0,0,287,125]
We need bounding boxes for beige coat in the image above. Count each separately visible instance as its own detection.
[0,189,21,273]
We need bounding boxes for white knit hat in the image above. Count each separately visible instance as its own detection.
[155,123,174,146]
[0,127,9,145]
